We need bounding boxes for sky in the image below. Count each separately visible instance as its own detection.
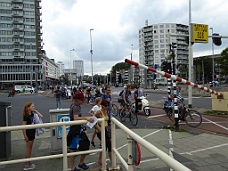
[41,0,228,75]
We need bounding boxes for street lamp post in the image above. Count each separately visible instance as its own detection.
[210,27,215,85]
[70,49,75,88]
[90,29,94,84]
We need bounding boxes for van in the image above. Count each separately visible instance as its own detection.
[15,85,35,93]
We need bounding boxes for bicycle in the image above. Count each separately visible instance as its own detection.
[111,103,119,117]
[163,99,202,128]
[118,102,138,126]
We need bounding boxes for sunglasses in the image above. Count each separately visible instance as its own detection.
[103,105,108,107]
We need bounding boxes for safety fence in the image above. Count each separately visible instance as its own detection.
[0,118,191,171]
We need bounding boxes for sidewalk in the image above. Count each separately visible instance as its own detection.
[1,127,228,171]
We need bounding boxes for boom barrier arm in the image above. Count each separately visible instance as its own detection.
[125,59,222,97]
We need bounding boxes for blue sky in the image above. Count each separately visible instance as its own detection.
[41,0,228,75]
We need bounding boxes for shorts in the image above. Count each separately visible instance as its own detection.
[120,100,128,107]
[69,136,82,150]
[26,129,36,141]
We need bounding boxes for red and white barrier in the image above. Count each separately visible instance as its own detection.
[125,59,222,96]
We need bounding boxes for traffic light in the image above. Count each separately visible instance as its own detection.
[185,36,194,45]
[212,33,222,46]
[161,61,172,74]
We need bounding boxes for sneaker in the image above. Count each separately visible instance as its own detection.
[23,163,35,170]
[72,167,81,171]
[78,163,89,170]
[91,141,95,147]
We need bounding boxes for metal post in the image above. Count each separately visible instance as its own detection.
[70,49,75,88]
[210,27,215,85]
[30,43,32,86]
[188,0,193,108]
[90,29,94,84]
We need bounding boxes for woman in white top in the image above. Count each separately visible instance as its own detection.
[88,97,102,147]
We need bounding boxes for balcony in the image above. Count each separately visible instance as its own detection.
[12,0,23,3]
[12,13,23,17]
[12,6,23,10]
[12,27,24,31]
[13,34,24,38]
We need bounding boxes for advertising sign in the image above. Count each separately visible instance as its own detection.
[57,114,70,138]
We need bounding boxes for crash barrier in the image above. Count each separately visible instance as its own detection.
[211,92,228,111]
[0,119,108,171]
[0,118,191,171]
[111,117,191,171]
[125,59,223,97]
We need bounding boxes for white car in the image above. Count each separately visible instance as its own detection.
[15,85,35,93]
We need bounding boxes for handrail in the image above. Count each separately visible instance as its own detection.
[0,118,107,171]
[111,117,191,171]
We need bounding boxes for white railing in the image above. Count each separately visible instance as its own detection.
[0,117,191,171]
[0,118,108,171]
[110,117,191,171]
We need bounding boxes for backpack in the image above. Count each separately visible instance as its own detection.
[119,90,124,96]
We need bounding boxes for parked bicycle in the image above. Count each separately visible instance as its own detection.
[163,98,202,128]
[118,103,138,126]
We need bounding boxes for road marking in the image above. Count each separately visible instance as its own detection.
[147,114,166,119]
[168,130,174,171]
[202,117,228,131]
[180,143,228,155]
[116,129,163,150]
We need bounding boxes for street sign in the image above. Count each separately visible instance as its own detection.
[192,24,208,43]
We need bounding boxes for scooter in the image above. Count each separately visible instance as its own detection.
[133,95,151,116]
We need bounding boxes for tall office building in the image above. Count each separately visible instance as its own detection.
[139,23,189,87]
[0,0,43,89]
[73,60,84,83]
[57,61,64,77]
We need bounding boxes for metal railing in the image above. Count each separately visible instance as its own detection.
[110,117,191,171]
[0,117,191,171]
[0,118,108,171]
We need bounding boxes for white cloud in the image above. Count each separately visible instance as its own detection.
[41,0,228,75]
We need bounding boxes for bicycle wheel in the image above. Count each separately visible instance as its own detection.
[129,105,138,126]
[166,108,174,122]
[111,104,119,117]
[119,109,126,122]
[185,110,202,128]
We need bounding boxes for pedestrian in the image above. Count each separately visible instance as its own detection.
[94,99,112,167]
[101,86,112,125]
[22,102,43,170]
[54,86,62,109]
[88,97,102,147]
[67,92,94,171]
[99,84,105,95]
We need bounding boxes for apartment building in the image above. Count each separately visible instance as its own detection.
[0,0,45,89]
[139,23,189,87]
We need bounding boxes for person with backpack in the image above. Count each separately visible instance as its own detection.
[119,85,134,116]
[67,92,94,171]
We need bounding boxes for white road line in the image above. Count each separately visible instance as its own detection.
[180,143,228,155]
[116,129,163,150]
[202,117,228,131]
[168,130,174,171]
[148,114,166,119]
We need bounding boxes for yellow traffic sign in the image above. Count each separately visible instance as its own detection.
[192,24,208,43]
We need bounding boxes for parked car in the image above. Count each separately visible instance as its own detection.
[81,83,96,90]
[15,85,35,93]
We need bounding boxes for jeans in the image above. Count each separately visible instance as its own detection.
[56,97,61,108]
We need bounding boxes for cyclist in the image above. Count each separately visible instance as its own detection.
[119,85,134,116]
[168,85,184,118]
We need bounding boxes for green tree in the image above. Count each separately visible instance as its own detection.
[217,47,228,76]
[110,62,130,83]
